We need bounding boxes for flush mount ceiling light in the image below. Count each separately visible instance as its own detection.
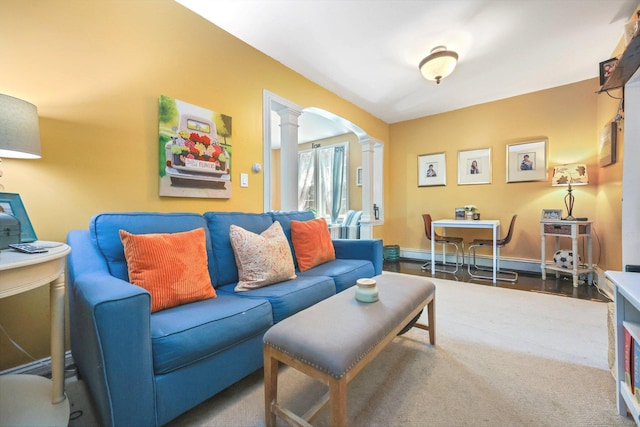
[419,46,458,84]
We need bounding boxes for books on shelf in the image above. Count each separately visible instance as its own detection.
[627,328,634,393]
[635,339,640,404]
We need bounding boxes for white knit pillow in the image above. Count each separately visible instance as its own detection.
[229,221,296,292]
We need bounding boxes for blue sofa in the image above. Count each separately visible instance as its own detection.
[66,211,382,426]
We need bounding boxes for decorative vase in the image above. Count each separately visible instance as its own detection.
[465,211,474,220]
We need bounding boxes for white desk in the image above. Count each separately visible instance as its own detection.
[431,219,501,283]
[0,242,71,427]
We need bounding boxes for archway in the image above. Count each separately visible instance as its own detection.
[262,90,383,238]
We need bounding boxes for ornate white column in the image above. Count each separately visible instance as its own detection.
[278,107,302,211]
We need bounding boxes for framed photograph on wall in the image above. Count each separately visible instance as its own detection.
[356,166,363,186]
[458,148,491,185]
[599,121,617,167]
[418,152,446,187]
[506,139,547,183]
[0,192,37,242]
[599,57,619,86]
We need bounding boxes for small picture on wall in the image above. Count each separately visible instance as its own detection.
[599,57,618,86]
[518,153,535,170]
[418,152,446,187]
[507,139,547,183]
[458,148,491,185]
[599,121,617,167]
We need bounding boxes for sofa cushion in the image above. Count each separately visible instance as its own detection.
[150,293,272,375]
[217,275,336,323]
[298,259,375,293]
[230,222,296,292]
[120,228,216,312]
[204,212,274,286]
[90,213,215,284]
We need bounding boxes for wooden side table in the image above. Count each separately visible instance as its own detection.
[540,220,594,287]
[0,242,71,426]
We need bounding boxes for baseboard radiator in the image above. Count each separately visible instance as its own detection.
[0,351,75,379]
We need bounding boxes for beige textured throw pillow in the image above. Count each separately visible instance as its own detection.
[230,221,296,292]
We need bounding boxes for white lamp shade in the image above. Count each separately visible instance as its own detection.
[419,46,458,83]
[0,94,41,159]
[551,163,588,186]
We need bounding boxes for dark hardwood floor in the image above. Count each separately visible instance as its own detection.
[383,259,611,303]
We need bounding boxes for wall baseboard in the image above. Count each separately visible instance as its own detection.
[0,351,75,378]
[398,247,612,299]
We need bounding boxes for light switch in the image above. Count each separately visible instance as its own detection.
[240,173,249,187]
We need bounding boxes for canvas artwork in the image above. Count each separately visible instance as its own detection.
[158,95,233,198]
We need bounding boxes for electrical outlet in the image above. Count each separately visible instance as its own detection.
[240,173,249,187]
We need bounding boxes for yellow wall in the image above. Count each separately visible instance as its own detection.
[0,0,388,370]
[385,79,614,264]
[0,0,625,371]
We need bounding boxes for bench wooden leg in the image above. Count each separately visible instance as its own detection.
[329,376,347,427]
[413,297,436,345]
[427,298,435,345]
[264,345,279,427]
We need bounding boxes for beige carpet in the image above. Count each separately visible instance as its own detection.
[67,277,635,426]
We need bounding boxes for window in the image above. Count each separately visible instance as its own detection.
[298,143,349,224]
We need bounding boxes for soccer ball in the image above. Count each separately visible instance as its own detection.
[553,249,581,269]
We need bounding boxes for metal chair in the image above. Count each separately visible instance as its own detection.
[421,213,464,274]
[467,214,518,282]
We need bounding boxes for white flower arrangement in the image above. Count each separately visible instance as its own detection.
[464,205,477,212]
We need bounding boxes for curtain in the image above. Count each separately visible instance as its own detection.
[331,145,345,224]
[297,150,315,211]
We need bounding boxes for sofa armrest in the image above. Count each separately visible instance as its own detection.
[332,238,383,275]
[67,230,157,426]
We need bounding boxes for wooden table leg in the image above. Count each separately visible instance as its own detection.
[329,376,347,427]
[264,345,279,427]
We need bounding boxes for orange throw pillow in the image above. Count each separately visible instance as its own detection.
[290,218,336,272]
[119,228,216,313]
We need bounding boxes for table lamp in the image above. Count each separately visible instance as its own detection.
[0,94,41,190]
[551,163,589,220]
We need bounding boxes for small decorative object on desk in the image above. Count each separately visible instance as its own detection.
[355,278,378,303]
[464,205,477,220]
[473,212,480,220]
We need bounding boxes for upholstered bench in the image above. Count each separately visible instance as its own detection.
[263,271,436,426]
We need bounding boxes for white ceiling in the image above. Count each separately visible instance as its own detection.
[176,0,638,125]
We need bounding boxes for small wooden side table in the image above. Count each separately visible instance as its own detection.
[540,220,594,287]
[0,242,71,426]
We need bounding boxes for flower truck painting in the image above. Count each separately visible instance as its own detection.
[159,95,232,198]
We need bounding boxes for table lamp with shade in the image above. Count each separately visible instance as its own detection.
[551,163,589,220]
[0,94,41,191]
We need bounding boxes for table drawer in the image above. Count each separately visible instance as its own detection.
[543,223,587,235]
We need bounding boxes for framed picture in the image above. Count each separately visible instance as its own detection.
[599,121,617,167]
[356,166,363,186]
[0,192,37,242]
[455,208,465,220]
[418,152,446,187]
[599,57,619,86]
[506,139,547,183]
[458,148,491,185]
[541,209,563,221]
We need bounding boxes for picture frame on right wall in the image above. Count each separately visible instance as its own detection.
[599,121,617,167]
[506,139,548,183]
